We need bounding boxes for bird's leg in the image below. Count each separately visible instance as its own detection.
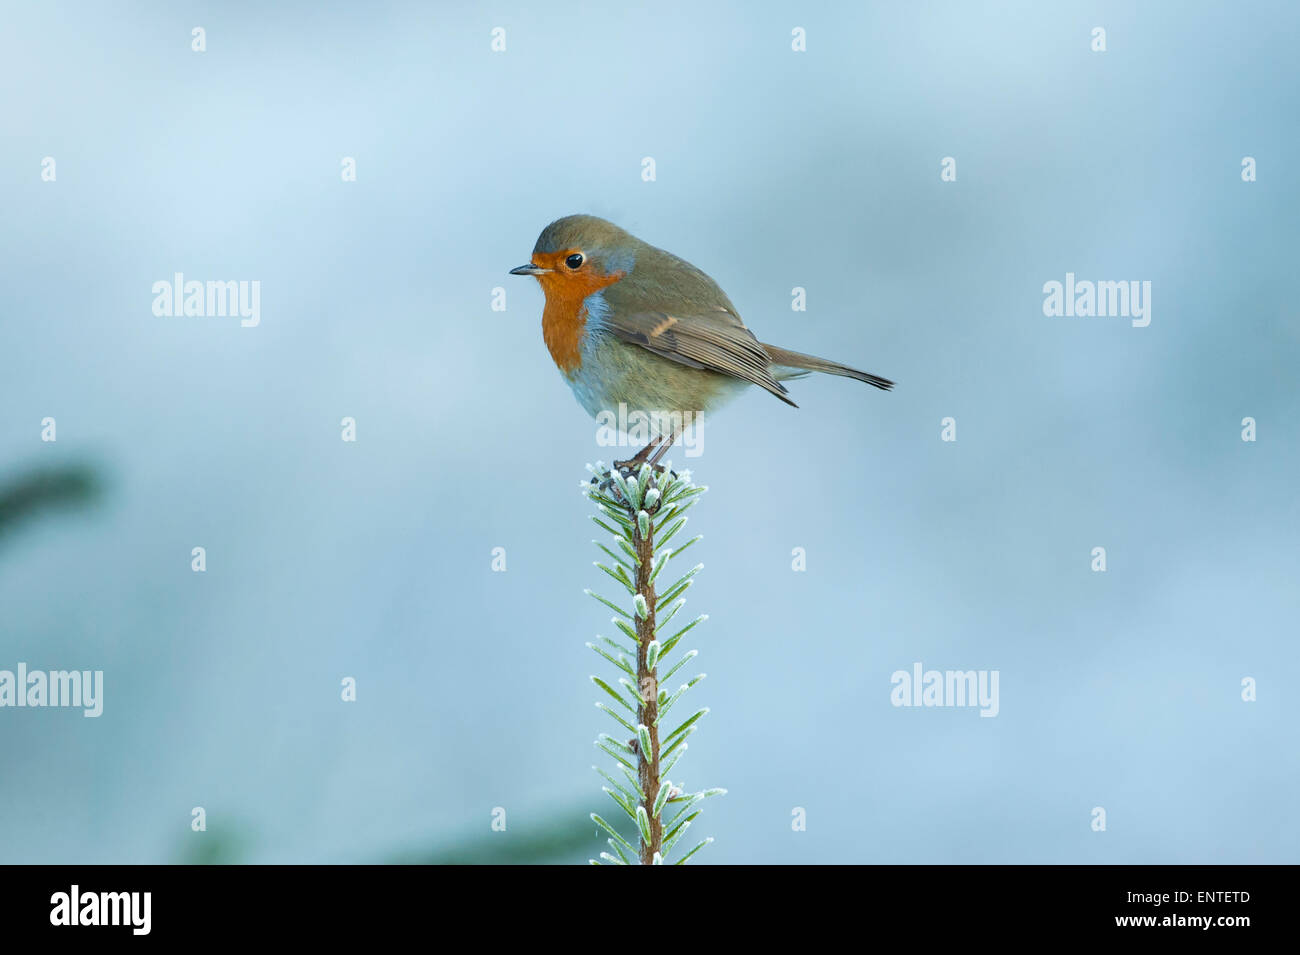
[613,434,668,472]
[613,428,680,474]
[647,427,681,468]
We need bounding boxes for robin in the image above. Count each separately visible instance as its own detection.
[510,215,893,468]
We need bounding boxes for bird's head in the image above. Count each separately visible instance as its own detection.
[509,215,637,297]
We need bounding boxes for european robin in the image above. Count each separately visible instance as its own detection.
[510,215,893,467]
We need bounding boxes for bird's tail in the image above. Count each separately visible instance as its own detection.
[761,343,894,391]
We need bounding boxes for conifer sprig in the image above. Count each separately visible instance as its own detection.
[583,461,723,865]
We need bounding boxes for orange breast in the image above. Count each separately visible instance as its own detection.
[542,295,588,375]
[539,264,624,375]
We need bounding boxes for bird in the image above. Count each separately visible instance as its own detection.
[510,214,893,468]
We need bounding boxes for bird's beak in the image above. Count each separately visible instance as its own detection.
[509,263,550,276]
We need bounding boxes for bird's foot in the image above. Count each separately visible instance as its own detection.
[611,457,666,476]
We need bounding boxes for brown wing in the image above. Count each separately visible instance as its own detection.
[601,308,797,407]
[595,241,796,405]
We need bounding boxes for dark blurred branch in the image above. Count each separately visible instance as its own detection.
[0,464,102,544]
[386,807,632,865]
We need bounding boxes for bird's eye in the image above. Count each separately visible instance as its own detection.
[565,253,584,270]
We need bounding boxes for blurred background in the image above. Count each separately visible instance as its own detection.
[1,0,1296,864]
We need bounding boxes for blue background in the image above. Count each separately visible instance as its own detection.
[1,0,1296,863]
